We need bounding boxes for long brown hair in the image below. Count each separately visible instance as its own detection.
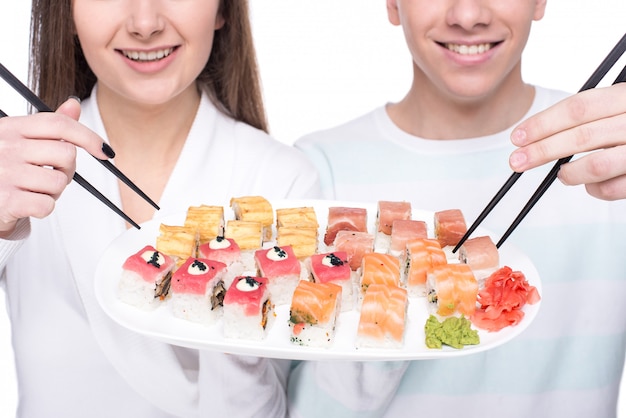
[29,0,268,132]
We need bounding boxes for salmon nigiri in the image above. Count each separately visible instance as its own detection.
[427,263,478,317]
[404,238,447,296]
[356,284,408,348]
[289,280,342,348]
[360,252,401,296]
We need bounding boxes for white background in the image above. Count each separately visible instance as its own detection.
[1,1,625,416]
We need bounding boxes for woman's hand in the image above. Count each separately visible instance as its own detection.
[509,83,626,200]
[0,98,113,236]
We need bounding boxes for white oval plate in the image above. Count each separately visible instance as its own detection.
[94,199,541,361]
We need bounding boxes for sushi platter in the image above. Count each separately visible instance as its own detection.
[94,199,542,361]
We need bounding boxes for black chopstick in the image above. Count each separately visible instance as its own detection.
[495,62,626,248]
[0,62,160,211]
[0,108,141,229]
[453,31,626,252]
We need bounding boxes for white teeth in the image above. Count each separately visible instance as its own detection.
[445,43,493,55]
[122,47,174,62]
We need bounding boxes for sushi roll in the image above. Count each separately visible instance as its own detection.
[156,223,198,267]
[184,204,225,245]
[389,219,428,257]
[403,238,447,297]
[356,284,408,349]
[457,235,500,281]
[224,220,263,251]
[426,263,478,318]
[118,245,176,310]
[197,236,252,289]
[375,201,412,251]
[323,206,368,247]
[308,251,354,311]
[230,195,274,242]
[289,280,342,348]
[255,245,302,305]
[434,209,467,248]
[359,252,401,300]
[333,230,374,271]
[276,206,319,258]
[223,276,275,340]
[169,257,228,325]
[276,225,318,259]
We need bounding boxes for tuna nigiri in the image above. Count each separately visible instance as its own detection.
[333,230,374,271]
[169,257,228,325]
[255,245,302,305]
[118,245,176,310]
[223,276,275,340]
[324,207,368,246]
[434,209,467,248]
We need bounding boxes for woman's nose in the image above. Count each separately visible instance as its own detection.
[126,0,165,40]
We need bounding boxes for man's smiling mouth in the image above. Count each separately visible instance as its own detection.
[443,42,497,55]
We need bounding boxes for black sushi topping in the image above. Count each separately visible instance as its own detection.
[327,253,344,267]
[243,276,261,287]
[147,251,162,268]
[191,259,207,271]
[216,236,225,242]
[272,246,287,259]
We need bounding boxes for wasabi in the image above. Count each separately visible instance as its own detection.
[424,315,480,349]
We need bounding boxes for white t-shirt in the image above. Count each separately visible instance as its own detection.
[291,86,626,418]
[0,88,321,418]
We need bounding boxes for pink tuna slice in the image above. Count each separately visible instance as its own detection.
[198,237,241,265]
[310,251,351,284]
[390,219,428,253]
[377,201,412,235]
[223,276,269,316]
[254,245,300,278]
[324,207,368,246]
[122,245,175,283]
[170,257,227,295]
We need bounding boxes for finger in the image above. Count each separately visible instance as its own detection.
[0,188,57,220]
[510,112,626,171]
[584,174,626,201]
[2,163,71,200]
[557,144,626,186]
[511,83,626,147]
[56,96,82,121]
[16,102,114,160]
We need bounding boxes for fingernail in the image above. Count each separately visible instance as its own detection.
[68,95,81,104]
[511,128,527,146]
[509,151,527,170]
[102,142,116,159]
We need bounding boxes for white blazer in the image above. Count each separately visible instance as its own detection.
[0,88,320,417]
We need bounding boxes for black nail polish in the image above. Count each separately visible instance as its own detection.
[102,142,116,158]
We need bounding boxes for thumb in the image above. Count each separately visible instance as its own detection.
[55,96,82,121]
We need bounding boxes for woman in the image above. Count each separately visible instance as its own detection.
[0,0,320,416]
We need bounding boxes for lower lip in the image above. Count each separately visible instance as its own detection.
[120,48,178,74]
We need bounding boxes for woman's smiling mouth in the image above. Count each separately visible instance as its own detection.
[120,47,175,62]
